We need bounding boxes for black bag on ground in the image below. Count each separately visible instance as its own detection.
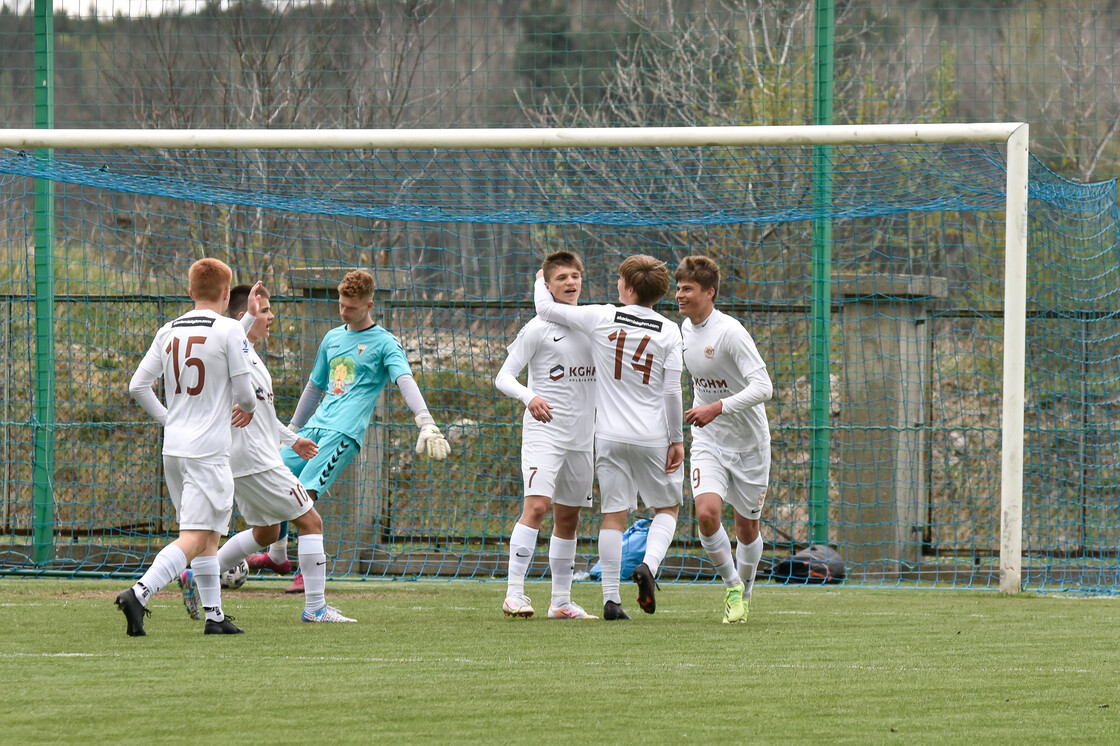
[769,544,845,584]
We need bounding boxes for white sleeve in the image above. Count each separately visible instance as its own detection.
[533,277,599,335]
[128,339,168,425]
[720,328,773,413]
[494,350,535,406]
[394,373,430,418]
[240,313,255,333]
[663,373,683,443]
[276,421,299,447]
[231,372,257,412]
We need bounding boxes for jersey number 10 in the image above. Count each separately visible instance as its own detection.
[607,329,653,384]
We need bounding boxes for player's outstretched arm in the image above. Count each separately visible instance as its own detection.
[396,374,451,460]
[288,380,325,431]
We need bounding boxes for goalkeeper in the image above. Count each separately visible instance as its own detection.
[249,269,451,592]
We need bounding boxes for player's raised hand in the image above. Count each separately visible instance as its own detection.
[665,442,684,474]
[414,412,451,461]
[685,400,724,428]
[292,437,318,460]
[246,280,264,316]
[231,404,254,428]
[527,395,553,423]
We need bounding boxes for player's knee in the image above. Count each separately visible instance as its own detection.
[253,524,281,546]
[294,509,324,535]
[521,496,550,525]
[695,507,722,535]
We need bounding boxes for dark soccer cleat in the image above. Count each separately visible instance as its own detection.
[603,600,631,621]
[115,588,150,637]
[631,562,658,614]
[204,615,244,635]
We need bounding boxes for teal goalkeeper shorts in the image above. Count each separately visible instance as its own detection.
[280,427,360,496]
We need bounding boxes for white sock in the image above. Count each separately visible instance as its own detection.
[736,536,764,599]
[548,535,577,606]
[191,555,224,622]
[268,533,289,565]
[218,530,266,573]
[641,512,678,576]
[699,525,739,586]
[506,522,538,597]
[132,544,188,606]
[598,528,623,605]
[298,533,327,613]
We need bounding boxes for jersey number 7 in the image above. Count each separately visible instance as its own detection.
[608,329,653,384]
[165,336,207,395]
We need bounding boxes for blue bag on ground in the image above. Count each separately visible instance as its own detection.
[589,518,650,580]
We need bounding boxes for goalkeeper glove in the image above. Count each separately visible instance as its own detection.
[414,412,451,461]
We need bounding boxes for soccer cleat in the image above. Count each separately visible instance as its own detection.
[602,600,630,621]
[722,582,747,624]
[301,605,357,623]
[246,552,292,575]
[115,588,151,637]
[631,562,658,614]
[285,571,304,594]
[547,602,598,620]
[502,594,534,618]
[204,615,244,635]
[178,569,200,621]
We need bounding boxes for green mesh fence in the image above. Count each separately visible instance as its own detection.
[0,139,1117,591]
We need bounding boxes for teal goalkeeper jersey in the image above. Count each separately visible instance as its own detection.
[303,324,413,443]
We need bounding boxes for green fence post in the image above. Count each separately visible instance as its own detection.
[809,0,835,546]
[32,0,55,565]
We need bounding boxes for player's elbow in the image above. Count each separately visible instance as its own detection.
[127,374,150,400]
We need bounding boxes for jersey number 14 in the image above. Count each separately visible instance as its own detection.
[608,329,653,385]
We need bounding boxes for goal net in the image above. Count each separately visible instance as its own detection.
[1,124,1114,592]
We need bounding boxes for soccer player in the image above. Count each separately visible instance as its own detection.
[495,251,597,620]
[534,254,684,620]
[117,257,257,636]
[675,256,773,624]
[180,282,356,623]
[249,269,451,592]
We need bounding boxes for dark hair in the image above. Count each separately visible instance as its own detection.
[228,283,269,318]
[541,251,584,281]
[619,254,670,306]
[675,255,721,297]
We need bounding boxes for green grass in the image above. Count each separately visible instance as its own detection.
[2,580,1119,744]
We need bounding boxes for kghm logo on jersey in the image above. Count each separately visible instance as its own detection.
[549,364,595,382]
[704,346,715,359]
[549,364,565,381]
[693,376,728,391]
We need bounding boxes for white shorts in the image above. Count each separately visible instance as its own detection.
[595,438,684,514]
[163,454,234,534]
[688,441,771,520]
[521,441,594,509]
[234,466,315,527]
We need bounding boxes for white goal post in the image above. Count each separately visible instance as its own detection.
[0,123,1030,593]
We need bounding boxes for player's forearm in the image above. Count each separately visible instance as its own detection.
[533,277,572,327]
[240,313,255,333]
[720,368,773,413]
[128,370,168,425]
[395,373,432,419]
[494,356,534,406]
[663,374,684,443]
[276,420,299,447]
[231,373,257,413]
[289,380,324,429]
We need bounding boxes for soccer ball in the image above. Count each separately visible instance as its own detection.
[220,559,250,589]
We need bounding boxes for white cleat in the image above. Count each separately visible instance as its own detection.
[301,605,357,623]
[502,594,534,618]
[547,602,598,620]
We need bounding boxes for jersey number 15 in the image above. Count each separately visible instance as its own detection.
[165,336,207,395]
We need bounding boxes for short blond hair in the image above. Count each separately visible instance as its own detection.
[189,258,232,302]
[338,269,375,300]
[619,254,670,306]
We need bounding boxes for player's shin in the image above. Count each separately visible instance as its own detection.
[191,555,225,622]
[218,529,267,573]
[736,535,764,598]
[133,544,189,605]
[298,533,327,612]
[598,528,623,604]
[548,534,577,605]
[699,524,739,586]
[641,512,678,576]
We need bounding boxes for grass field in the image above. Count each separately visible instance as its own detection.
[2,579,1118,744]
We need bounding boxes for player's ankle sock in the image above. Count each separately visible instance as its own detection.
[699,525,739,586]
[641,513,678,576]
[191,555,224,621]
[736,535,764,598]
[132,544,188,606]
[598,528,623,605]
[506,522,538,596]
[298,533,327,612]
[268,531,289,565]
[548,535,577,606]
[218,530,266,573]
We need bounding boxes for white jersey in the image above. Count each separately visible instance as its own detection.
[682,308,771,452]
[134,309,252,458]
[535,279,683,447]
[504,317,595,450]
[230,346,296,477]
